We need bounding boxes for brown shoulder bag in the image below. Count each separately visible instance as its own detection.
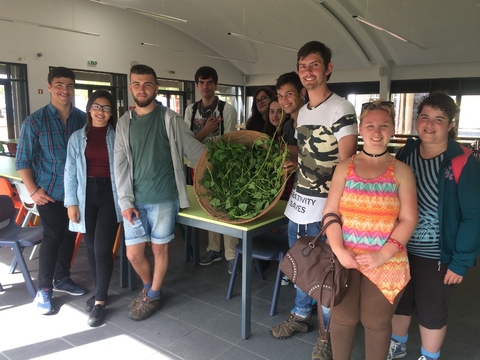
[279,213,349,309]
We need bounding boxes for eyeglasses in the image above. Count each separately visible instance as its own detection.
[91,103,112,113]
[255,95,270,105]
[361,101,394,110]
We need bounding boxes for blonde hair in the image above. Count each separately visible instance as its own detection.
[359,99,396,125]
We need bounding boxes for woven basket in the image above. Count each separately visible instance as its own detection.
[194,130,286,224]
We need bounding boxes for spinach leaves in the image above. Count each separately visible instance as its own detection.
[199,134,289,220]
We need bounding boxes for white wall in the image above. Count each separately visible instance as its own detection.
[0,0,244,112]
[1,0,479,113]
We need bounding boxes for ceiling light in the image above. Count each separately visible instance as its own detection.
[0,17,99,36]
[89,1,187,23]
[227,32,297,52]
[141,42,255,64]
[353,15,426,50]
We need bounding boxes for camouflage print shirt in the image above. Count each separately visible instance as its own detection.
[285,93,357,224]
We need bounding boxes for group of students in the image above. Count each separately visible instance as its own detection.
[13,38,480,360]
[243,41,480,360]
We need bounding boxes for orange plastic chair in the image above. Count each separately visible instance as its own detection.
[70,233,84,267]
[0,178,26,224]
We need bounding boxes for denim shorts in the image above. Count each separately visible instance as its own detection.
[124,199,179,246]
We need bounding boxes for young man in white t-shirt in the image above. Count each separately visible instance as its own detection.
[271,41,358,360]
[184,66,239,274]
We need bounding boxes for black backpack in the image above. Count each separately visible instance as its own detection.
[190,99,226,135]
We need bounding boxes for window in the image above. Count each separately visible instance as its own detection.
[458,95,480,137]
[216,84,243,125]
[156,79,185,115]
[391,78,480,136]
[70,69,128,119]
[0,62,29,140]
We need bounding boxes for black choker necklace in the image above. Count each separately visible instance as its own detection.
[362,148,388,157]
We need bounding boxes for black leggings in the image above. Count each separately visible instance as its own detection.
[84,178,119,302]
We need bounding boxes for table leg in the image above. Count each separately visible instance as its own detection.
[193,228,200,264]
[184,225,191,262]
[241,232,252,339]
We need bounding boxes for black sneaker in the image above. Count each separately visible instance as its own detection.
[88,304,106,327]
[85,295,95,313]
[199,250,222,266]
[227,259,240,275]
[53,277,87,296]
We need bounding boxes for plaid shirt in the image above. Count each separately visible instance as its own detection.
[16,103,86,201]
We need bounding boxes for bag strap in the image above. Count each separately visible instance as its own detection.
[315,212,342,340]
[218,100,225,135]
[190,101,199,132]
[307,213,342,248]
[452,145,472,185]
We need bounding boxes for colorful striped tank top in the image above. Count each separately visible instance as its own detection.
[339,155,410,303]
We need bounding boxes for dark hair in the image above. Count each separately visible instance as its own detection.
[297,41,333,81]
[194,66,218,84]
[263,96,290,138]
[85,90,117,133]
[246,87,276,131]
[276,71,304,93]
[48,67,75,85]
[130,64,158,83]
[417,92,458,139]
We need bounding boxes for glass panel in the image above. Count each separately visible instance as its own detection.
[390,93,429,135]
[0,84,7,139]
[347,94,380,119]
[0,64,7,78]
[116,88,126,118]
[217,85,236,95]
[169,94,182,114]
[458,95,480,137]
[158,79,183,91]
[115,74,126,87]
[155,93,168,107]
[74,89,89,112]
[11,81,29,138]
[74,70,112,86]
[9,64,26,80]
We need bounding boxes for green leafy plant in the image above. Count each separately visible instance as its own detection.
[199,134,290,220]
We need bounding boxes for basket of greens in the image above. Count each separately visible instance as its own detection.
[194,130,289,224]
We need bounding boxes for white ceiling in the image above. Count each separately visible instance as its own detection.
[83,0,480,76]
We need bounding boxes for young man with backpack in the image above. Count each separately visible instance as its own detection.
[184,66,239,274]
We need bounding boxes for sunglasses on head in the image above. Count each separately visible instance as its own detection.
[361,101,394,110]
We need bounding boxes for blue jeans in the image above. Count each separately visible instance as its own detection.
[288,220,330,327]
[124,199,179,246]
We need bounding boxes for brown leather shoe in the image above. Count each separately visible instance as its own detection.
[270,312,313,339]
[127,295,162,321]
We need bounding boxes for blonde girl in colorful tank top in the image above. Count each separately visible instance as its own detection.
[322,100,418,360]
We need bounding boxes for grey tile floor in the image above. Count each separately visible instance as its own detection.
[1,229,479,360]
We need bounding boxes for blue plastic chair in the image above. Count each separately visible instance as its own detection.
[0,195,43,297]
[226,240,288,316]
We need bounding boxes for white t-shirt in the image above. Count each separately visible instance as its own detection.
[285,93,357,224]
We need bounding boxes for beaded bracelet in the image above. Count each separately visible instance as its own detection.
[387,237,404,252]
[30,187,40,197]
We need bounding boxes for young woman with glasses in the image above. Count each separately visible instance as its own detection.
[322,99,418,360]
[64,90,122,327]
[245,87,275,132]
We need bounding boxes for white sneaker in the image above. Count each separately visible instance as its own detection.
[281,275,291,286]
